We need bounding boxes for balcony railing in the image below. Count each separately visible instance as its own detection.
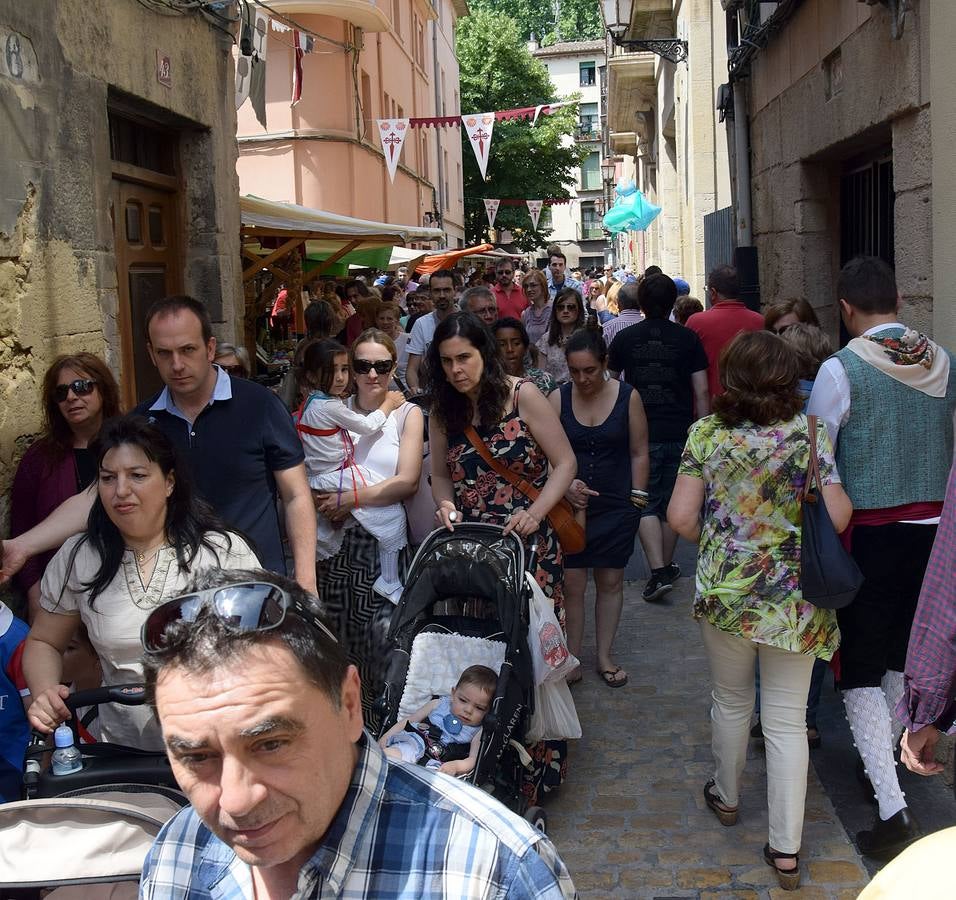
[580,224,604,240]
[576,124,602,141]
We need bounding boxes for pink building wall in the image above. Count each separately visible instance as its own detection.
[237,0,466,246]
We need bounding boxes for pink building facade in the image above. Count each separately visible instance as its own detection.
[237,0,467,248]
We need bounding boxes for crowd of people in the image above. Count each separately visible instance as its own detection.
[0,247,954,896]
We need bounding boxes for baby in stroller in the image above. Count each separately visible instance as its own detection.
[380,665,497,776]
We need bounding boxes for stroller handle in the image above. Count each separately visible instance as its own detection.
[65,683,146,712]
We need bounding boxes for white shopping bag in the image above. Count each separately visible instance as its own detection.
[526,572,579,685]
[526,677,582,742]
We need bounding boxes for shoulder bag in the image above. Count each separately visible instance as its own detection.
[800,415,863,609]
[463,425,586,554]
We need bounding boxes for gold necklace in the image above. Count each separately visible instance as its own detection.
[127,542,167,566]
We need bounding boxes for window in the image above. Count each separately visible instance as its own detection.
[578,103,599,140]
[109,112,176,174]
[420,133,429,179]
[580,201,601,239]
[397,104,404,120]
[456,163,462,203]
[443,149,450,210]
[441,69,447,115]
[840,155,894,266]
[580,152,601,191]
[580,61,596,87]
[392,0,401,35]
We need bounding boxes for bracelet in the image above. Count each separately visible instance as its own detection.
[630,489,649,499]
[630,497,648,509]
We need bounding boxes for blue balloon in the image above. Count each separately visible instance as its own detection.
[601,189,662,235]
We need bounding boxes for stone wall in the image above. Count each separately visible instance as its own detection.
[746,1,931,337]
[0,0,239,534]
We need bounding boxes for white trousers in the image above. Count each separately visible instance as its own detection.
[699,619,815,853]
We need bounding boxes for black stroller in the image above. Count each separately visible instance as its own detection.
[375,523,548,831]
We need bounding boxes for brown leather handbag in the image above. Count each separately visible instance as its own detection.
[463,425,587,554]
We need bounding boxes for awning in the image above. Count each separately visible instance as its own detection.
[240,195,443,281]
[415,244,496,275]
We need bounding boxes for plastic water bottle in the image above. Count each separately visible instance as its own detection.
[51,724,83,775]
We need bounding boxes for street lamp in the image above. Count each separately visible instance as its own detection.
[600,159,617,184]
[601,0,633,40]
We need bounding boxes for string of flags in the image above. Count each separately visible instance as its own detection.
[479,199,553,230]
[377,101,578,184]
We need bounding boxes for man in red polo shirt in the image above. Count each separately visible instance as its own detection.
[686,265,764,398]
[491,258,528,320]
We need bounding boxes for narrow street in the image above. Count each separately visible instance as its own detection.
[543,541,954,898]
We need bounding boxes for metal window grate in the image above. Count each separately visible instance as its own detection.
[839,157,894,266]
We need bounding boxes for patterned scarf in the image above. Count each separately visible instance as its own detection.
[847,327,951,397]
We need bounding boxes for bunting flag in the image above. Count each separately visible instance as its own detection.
[526,200,543,230]
[291,30,314,105]
[377,119,410,183]
[235,47,252,110]
[483,199,500,228]
[410,101,579,128]
[248,7,269,129]
[463,113,495,180]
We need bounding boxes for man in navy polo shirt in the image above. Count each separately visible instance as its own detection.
[135,296,315,590]
[0,298,317,595]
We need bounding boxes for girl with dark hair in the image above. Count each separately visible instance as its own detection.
[425,311,577,802]
[549,329,649,688]
[297,339,407,601]
[493,317,556,396]
[668,331,852,889]
[535,287,586,385]
[22,415,260,750]
[10,353,122,621]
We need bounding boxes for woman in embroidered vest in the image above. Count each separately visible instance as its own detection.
[668,331,853,891]
[426,311,577,803]
[22,415,259,750]
[10,353,121,622]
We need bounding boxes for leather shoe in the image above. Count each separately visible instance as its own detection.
[856,807,921,859]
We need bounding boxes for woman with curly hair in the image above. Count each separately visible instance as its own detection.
[10,353,121,621]
[425,311,577,803]
[667,331,852,890]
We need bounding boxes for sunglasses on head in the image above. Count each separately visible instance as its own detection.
[352,358,393,375]
[54,379,96,402]
[141,581,339,654]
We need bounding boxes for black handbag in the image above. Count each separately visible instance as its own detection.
[800,415,863,609]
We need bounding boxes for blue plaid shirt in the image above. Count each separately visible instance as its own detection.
[140,733,577,899]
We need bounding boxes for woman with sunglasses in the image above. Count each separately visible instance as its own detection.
[22,415,260,750]
[535,288,587,385]
[425,311,577,803]
[764,297,820,335]
[313,329,425,720]
[10,354,121,622]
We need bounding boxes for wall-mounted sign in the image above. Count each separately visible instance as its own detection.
[157,50,171,88]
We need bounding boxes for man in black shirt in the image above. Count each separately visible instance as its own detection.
[609,276,709,601]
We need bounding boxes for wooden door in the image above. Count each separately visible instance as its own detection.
[111,180,182,407]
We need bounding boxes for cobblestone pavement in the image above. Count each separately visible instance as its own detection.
[545,563,872,899]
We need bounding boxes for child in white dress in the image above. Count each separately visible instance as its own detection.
[297,339,408,602]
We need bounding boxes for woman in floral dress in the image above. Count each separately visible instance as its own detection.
[668,331,853,891]
[425,311,578,802]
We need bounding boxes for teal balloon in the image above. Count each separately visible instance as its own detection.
[601,189,662,235]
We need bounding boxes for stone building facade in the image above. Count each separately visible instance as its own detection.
[0,0,240,525]
[735,0,954,344]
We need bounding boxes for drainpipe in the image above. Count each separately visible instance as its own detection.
[431,3,446,241]
[732,79,752,246]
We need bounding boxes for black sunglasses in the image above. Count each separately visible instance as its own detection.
[54,379,97,402]
[352,358,393,375]
[141,581,339,654]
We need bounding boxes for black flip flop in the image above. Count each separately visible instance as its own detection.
[599,667,628,688]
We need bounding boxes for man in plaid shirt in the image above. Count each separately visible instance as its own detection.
[139,569,577,900]
[900,460,956,776]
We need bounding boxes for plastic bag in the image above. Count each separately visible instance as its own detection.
[526,678,582,742]
[526,572,579,685]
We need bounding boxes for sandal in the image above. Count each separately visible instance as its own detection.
[598,667,628,688]
[703,780,738,826]
[763,844,800,891]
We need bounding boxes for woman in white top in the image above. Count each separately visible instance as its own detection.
[314,329,427,722]
[23,416,259,750]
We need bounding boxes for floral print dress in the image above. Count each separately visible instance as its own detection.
[445,383,568,800]
[679,413,841,660]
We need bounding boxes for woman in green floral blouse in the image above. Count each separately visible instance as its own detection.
[668,331,852,891]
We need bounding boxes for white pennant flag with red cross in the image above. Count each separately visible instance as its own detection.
[462,113,495,179]
[484,199,501,229]
[526,200,543,231]
[377,119,409,184]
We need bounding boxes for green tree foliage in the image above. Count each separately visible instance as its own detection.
[456,10,588,251]
[467,0,603,44]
